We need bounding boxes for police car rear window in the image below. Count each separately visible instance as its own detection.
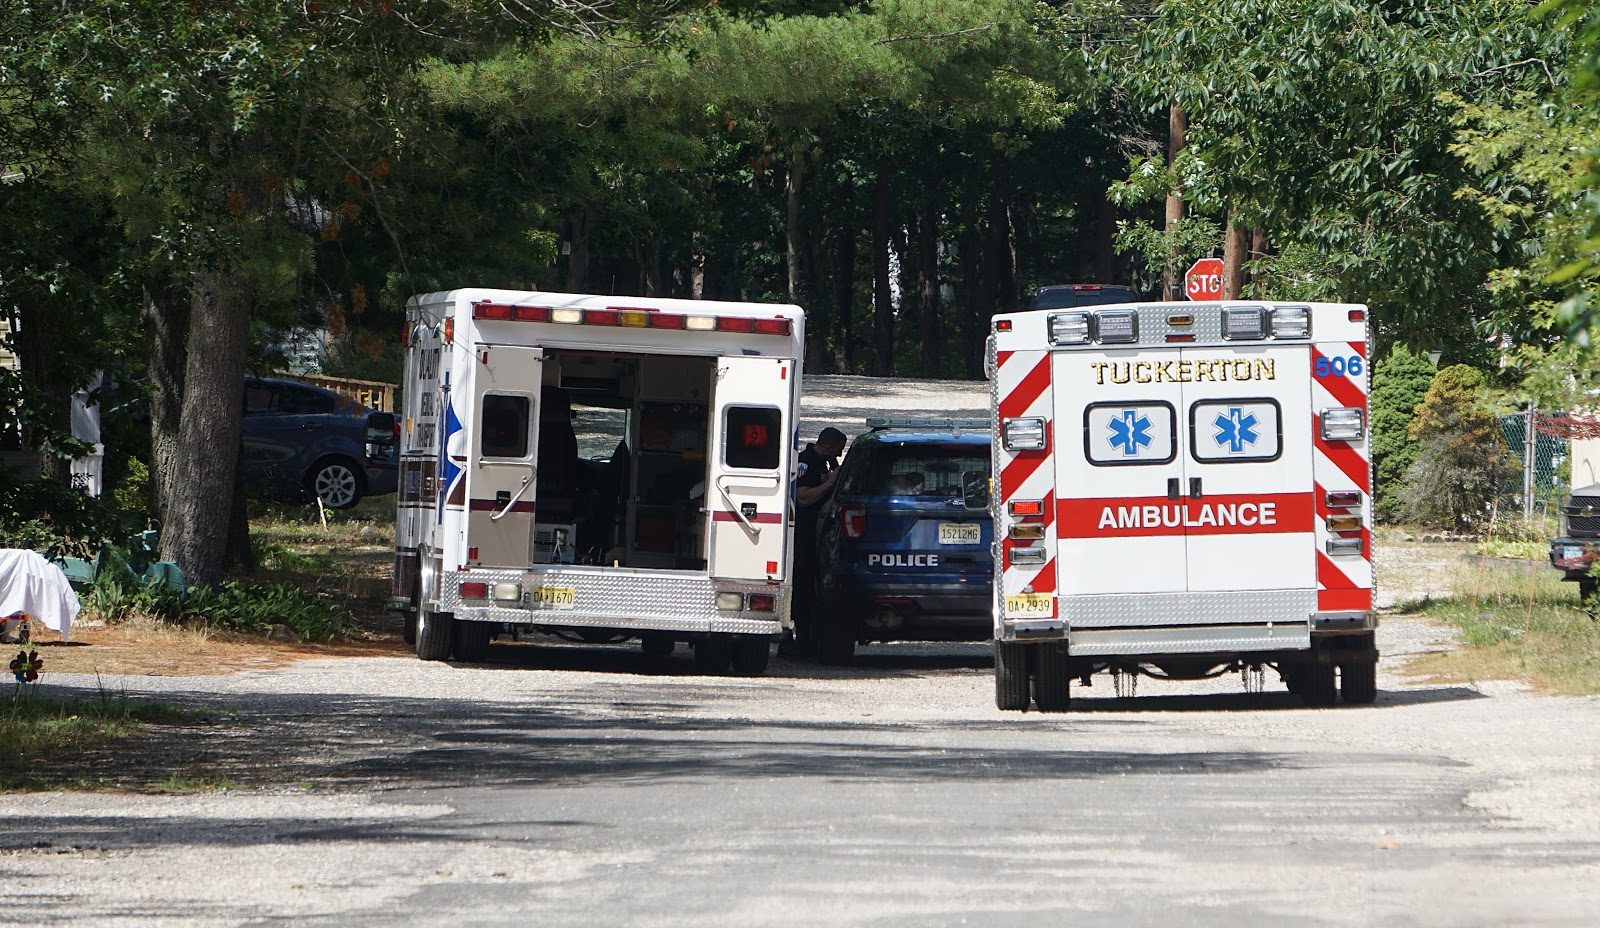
[864,444,989,497]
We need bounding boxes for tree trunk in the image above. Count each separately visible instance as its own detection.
[785,149,804,304]
[143,279,188,528]
[566,210,592,292]
[160,269,252,588]
[1163,105,1187,300]
[1249,227,1270,288]
[916,198,940,377]
[871,174,895,376]
[1222,217,1248,300]
[806,219,831,372]
[957,204,982,379]
[832,221,856,372]
[1087,176,1117,283]
[12,297,71,484]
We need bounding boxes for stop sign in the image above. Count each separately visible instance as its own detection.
[1185,257,1225,301]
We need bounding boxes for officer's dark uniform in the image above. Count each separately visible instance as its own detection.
[791,441,835,652]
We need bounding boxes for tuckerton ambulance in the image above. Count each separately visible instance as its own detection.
[985,300,1377,710]
[393,288,804,676]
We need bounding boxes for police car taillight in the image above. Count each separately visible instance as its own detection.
[1048,312,1091,345]
[1319,407,1366,441]
[1222,306,1268,340]
[839,504,867,540]
[1001,417,1047,452]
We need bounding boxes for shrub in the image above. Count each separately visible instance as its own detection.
[1369,345,1437,520]
[1399,365,1516,530]
[87,576,355,642]
[0,476,128,559]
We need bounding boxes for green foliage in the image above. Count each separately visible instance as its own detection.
[0,477,128,560]
[111,458,151,521]
[0,690,182,787]
[1370,346,1438,520]
[1400,365,1517,529]
[88,577,356,643]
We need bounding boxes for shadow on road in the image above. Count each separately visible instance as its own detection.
[453,640,992,680]
[1064,682,1487,713]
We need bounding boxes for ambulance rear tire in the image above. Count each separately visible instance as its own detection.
[1300,660,1337,707]
[416,609,454,662]
[641,633,675,656]
[730,636,772,676]
[1340,655,1378,705]
[694,634,734,674]
[1034,642,1071,712]
[452,620,493,663]
[995,641,1031,711]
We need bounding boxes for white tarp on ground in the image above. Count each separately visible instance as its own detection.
[0,549,79,640]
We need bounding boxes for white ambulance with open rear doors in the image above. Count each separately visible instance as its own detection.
[986,300,1376,710]
[393,289,804,676]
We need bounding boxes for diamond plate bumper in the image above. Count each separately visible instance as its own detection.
[440,566,788,636]
[1068,622,1311,656]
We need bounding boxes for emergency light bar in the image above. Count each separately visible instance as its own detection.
[1001,417,1047,451]
[471,301,792,336]
[1221,306,1267,340]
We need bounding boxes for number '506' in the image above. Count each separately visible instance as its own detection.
[1314,355,1363,378]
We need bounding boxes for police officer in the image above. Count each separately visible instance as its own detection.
[787,426,847,656]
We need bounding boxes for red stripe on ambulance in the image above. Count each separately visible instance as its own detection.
[1059,492,1314,538]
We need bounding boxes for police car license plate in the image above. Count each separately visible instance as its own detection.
[938,522,981,544]
[534,587,575,609]
[1005,593,1054,618]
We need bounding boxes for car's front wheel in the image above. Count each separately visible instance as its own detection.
[308,457,365,509]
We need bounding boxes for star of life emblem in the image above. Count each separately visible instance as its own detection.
[1213,407,1260,454]
[1108,409,1153,457]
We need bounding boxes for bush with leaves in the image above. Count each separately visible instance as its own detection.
[1370,346,1438,520]
[0,476,129,559]
[87,576,355,642]
[1399,365,1516,530]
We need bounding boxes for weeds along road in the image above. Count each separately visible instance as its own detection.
[4,376,1600,926]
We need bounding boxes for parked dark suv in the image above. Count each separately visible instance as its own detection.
[1028,283,1140,310]
[1551,483,1600,603]
[242,377,398,509]
[810,419,993,663]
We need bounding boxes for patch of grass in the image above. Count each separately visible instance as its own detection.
[1407,559,1600,695]
[1472,538,1547,560]
[153,774,236,792]
[0,688,185,788]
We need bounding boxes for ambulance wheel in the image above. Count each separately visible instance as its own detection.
[416,609,454,662]
[730,636,772,676]
[995,641,1031,711]
[452,620,493,663]
[693,634,734,674]
[641,633,675,656]
[1340,655,1378,705]
[1300,659,1337,707]
[1034,642,1071,712]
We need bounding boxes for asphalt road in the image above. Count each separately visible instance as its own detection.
[6,613,1600,928]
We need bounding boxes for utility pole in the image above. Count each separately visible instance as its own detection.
[1524,400,1537,523]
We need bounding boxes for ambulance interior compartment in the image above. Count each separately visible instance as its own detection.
[536,349,715,572]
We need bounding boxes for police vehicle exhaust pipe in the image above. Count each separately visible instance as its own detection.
[868,604,905,630]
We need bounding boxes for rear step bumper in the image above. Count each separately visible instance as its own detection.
[440,566,787,636]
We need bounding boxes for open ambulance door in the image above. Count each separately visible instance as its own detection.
[707,357,793,581]
[464,345,543,568]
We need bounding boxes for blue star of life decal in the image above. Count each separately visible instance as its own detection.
[1213,407,1260,454]
[1107,409,1153,457]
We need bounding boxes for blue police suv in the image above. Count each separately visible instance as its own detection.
[810,418,993,663]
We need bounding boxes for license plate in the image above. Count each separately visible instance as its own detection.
[1005,593,1054,618]
[534,586,575,609]
[938,522,981,545]
[1563,545,1586,560]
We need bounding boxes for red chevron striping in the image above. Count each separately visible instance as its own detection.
[1318,587,1372,611]
[998,356,1051,421]
[1348,340,1367,360]
[1314,421,1370,488]
[996,349,1014,368]
[1316,551,1360,590]
[1000,446,1050,496]
[1027,557,1057,594]
[1311,345,1367,410]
